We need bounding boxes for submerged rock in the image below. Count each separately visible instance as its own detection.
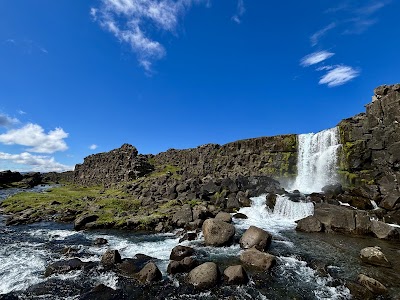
[45,258,93,277]
[239,226,272,251]
[202,218,235,246]
[79,284,123,300]
[187,262,220,289]
[223,265,249,285]
[357,274,388,295]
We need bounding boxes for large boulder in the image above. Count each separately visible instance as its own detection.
[239,226,272,251]
[357,274,388,295]
[202,219,235,246]
[136,262,162,283]
[240,248,276,271]
[169,245,194,261]
[172,204,193,227]
[101,249,122,268]
[187,262,220,289]
[360,246,391,267]
[215,212,232,223]
[371,220,400,240]
[296,216,323,232]
[44,258,91,277]
[74,214,98,231]
[223,265,249,285]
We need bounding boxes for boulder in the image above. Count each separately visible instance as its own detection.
[167,257,198,274]
[74,214,98,231]
[371,220,400,240]
[357,274,388,295]
[223,265,249,285]
[178,232,197,243]
[187,262,220,289]
[172,204,193,227]
[44,258,90,277]
[169,245,194,261]
[80,284,123,300]
[313,204,356,233]
[233,213,248,219]
[116,254,154,277]
[215,212,232,223]
[239,226,272,251]
[137,262,162,283]
[240,248,276,271]
[296,216,323,232]
[202,219,235,246]
[265,193,277,210]
[226,193,240,210]
[101,249,122,268]
[360,246,391,267]
[236,191,251,207]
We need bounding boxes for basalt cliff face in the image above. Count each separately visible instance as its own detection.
[338,84,400,211]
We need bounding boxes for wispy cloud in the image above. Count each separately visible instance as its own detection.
[300,51,335,67]
[232,0,245,24]
[318,65,359,87]
[3,39,48,55]
[0,152,73,172]
[18,110,26,115]
[0,124,68,154]
[310,22,336,46]
[0,114,19,128]
[89,144,98,150]
[92,0,207,73]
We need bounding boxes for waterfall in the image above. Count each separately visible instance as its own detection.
[273,196,314,220]
[291,127,341,194]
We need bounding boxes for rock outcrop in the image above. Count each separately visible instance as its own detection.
[74,144,154,187]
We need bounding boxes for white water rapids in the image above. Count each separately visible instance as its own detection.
[291,127,341,193]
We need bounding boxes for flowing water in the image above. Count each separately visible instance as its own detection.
[291,127,341,193]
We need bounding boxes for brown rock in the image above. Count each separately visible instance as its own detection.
[202,218,235,247]
[137,262,162,283]
[215,212,232,223]
[187,262,220,289]
[223,265,249,285]
[101,249,122,268]
[240,248,276,271]
[169,245,194,261]
[296,216,323,232]
[360,246,391,267]
[357,274,387,295]
[239,226,272,251]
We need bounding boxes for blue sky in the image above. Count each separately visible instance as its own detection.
[0,0,399,172]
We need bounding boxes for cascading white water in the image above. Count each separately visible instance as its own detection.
[291,127,341,193]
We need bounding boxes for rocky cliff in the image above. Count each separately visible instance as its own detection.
[338,84,400,211]
[74,144,154,187]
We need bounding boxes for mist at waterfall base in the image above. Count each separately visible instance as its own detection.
[289,127,341,194]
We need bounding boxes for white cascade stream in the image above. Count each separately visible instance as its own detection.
[291,127,341,194]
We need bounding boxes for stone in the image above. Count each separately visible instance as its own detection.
[240,248,276,271]
[265,193,277,210]
[74,214,98,231]
[169,245,194,261]
[187,262,220,289]
[167,257,198,274]
[379,192,400,210]
[313,204,356,233]
[360,246,391,267]
[215,212,232,223]
[296,216,323,232]
[202,218,235,246]
[172,204,193,227]
[101,249,122,268]
[44,258,89,277]
[223,265,249,285]
[226,193,240,210]
[232,213,248,219]
[371,220,400,240]
[79,284,123,300]
[357,274,388,295]
[137,262,162,283]
[93,238,108,245]
[178,232,197,243]
[239,226,272,251]
[236,191,251,207]
[116,254,154,277]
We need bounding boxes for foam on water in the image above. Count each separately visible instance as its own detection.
[234,195,314,235]
[0,242,49,294]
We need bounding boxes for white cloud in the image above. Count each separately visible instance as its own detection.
[232,0,245,24]
[89,144,98,150]
[18,110,26,115]
[0,123,68,154]
[0,152,73,172]
[0,114,19,128]
[300,51,335,67]
[319,65,359,87]
[310,22,336,46]
[93,0,207,72]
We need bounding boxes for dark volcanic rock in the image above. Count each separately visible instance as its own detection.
[74,214,98,231]
[137,262,162,283]
[223,265,249,285]
[80,284,123,300]
[101,249,122,268]
[0,170,23,184]
[232,213,248,219]
[239,226,272,251]
[169,245,194,261]
[202,218,235,246]
[74,143,154,187]
[187,262,220,289]
[45,258,93,277]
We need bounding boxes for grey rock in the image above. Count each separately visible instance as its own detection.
[187,262,220,289]
[202,219,235,247]
[239,226,272,251]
